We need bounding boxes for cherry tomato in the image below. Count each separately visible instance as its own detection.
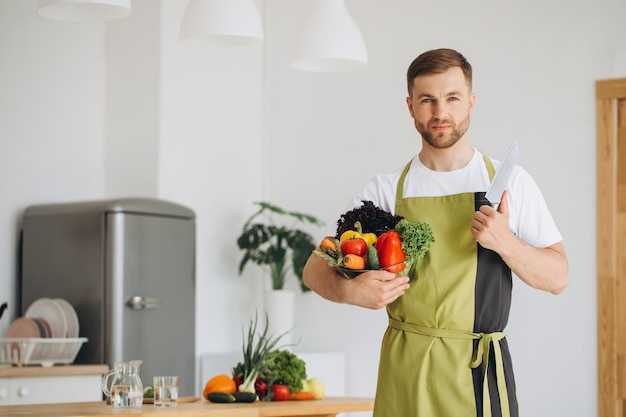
[255,379,268,399]
[340,237,368,257]
[271,384,290,401]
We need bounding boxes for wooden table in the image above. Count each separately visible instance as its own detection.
[1,396,375,417]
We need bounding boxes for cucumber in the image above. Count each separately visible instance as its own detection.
[367,245,380,269]
[233,392,257,402]
[207,392,236,403]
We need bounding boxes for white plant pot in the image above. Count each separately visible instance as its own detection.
[263,289,295,349]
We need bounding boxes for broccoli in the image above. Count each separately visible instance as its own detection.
[262,350,307,394]
[395,218,435,262]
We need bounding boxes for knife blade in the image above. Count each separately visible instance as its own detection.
[485,142,519,208]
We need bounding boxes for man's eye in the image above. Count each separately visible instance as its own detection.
[449,97,459,101]
[421,98,433,104]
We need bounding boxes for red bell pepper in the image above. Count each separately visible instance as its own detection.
[376,230,406,273]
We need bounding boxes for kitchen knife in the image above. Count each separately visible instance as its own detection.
[485,142,519,208]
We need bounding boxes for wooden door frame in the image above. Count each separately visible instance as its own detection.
[597,78,626,417]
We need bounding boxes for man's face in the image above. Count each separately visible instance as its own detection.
[406,67,475,149]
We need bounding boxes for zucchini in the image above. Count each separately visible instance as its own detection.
[367,245,380,270]
[233,392,257,402]
[207,392,236,403]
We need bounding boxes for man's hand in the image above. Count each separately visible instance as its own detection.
[303,254,410,309]
[471,190,569,294]
[345,271,410,310]
[472,190,514,251]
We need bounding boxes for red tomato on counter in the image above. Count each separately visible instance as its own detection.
[271,384,290,401]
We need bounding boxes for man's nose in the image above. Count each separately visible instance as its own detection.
[433,102,448,119]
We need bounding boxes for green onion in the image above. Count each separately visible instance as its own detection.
[238,312,288,393]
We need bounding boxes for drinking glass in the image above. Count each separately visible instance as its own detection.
[153,376,179,407]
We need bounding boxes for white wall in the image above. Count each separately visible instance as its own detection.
[1,0,625,416]
[156,0,266,357]
[104,0,161,197]
[0,1,106,332]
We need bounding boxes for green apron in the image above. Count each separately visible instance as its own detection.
[373,155,519,417]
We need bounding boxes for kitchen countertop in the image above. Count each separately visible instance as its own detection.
[0,364,109,378]
[0,397,375,416]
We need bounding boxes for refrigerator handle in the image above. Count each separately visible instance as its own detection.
[126,296,161,310]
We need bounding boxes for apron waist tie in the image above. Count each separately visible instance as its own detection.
[388,317,510,417]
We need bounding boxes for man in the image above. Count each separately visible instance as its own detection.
[302,48,569,417]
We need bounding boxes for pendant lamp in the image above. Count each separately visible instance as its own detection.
[37,0,132,21]
[180,0,263,46]
[291,0,368,72]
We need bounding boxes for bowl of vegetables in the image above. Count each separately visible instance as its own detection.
[319,235,411,279]
[314,201,435,279]
[335,261,410,279]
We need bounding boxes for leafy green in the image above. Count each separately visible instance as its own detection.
[262,350,307,394]
[335,200,403,237]
[143,385,154,398]
[234,312,287,394]
[312,248,341,267]
[395,218,435,261]
[237,202,324,292]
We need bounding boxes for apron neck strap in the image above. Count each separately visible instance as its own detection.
[396,151,496,202]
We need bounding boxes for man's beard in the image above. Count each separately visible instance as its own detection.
[417,115,471,149]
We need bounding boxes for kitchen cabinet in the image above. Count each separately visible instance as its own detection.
[0,364,108,405]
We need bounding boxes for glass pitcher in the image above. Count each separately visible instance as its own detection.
[101,359,144,408]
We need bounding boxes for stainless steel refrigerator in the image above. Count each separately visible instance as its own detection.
[19,198,196,396]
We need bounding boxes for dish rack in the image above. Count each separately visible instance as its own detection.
[0,337,87,367]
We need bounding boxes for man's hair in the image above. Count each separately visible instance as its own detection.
[406,48,473,96]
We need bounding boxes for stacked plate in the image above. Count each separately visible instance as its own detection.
[2,298,85,366]
[7,298,79,339]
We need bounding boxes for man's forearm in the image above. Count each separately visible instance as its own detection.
[499,240,569,295]
[303,254,350,303]
[303,253,411,310]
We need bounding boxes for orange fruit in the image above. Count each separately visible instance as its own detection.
[203,374,236,399]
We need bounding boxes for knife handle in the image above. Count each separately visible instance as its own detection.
[476,192,493,210]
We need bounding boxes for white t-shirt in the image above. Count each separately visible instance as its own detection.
[350,149,562,249]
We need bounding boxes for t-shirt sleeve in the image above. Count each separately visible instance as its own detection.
[509,166,563,248]
[350,172,399,214]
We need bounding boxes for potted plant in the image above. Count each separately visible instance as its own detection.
[237,202,323,345]
[237,201,323,292]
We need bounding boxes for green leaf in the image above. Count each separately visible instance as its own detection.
[239,312,290,393]
[237,202,323,292]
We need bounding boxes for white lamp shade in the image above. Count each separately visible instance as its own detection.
[180,0,264,46]
[37,0,131,21]
[291,0,368,72]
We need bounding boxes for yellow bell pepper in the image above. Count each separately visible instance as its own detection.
[361,231,378,246]
[339,221,377,246]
